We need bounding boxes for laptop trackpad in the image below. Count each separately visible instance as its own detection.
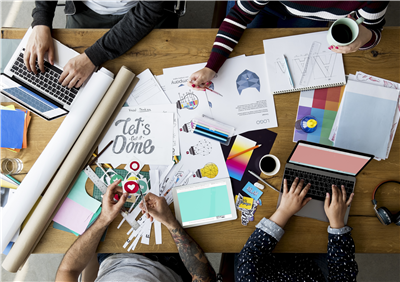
[277,194,350,224]
[295,199,329,222]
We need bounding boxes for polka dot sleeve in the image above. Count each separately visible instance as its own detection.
[327,229,359,281]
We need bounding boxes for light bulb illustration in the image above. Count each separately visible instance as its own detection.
[180,120,195,133]
[187,139,212,156]
[176,90,199,110]
[195,162,219,179]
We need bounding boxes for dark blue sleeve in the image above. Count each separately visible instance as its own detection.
[236,228,278,282]
[327,232,358,281]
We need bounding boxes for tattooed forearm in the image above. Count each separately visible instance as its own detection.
[170,225,216,282]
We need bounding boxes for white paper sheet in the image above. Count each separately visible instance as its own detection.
[140,220,152,245]
[125,69,171,106]
[98,109,174,167]
[128,104,180,156]
[1,68,114,252]
[163,55,278,134]
[164,86,230,185]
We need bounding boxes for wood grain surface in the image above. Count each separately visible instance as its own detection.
[2,27,399,253]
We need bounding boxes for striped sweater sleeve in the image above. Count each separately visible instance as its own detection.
[205,0,268,72]
[355,1,389,50]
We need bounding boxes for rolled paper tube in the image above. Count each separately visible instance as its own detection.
[2,66,136,272]
[1,67,114,254]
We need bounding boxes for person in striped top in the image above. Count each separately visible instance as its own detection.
[188,1,389,89]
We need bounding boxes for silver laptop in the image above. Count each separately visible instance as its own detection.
[277,140,373,223]
[1,27,85,120]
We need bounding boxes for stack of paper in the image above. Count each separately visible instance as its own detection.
[0,105,31,152]
[330,75,400,160]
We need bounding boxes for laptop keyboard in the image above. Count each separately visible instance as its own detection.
[283,167,354,201]
[10,53,80,106]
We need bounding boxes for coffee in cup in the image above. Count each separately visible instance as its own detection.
[327,17,364,46]
[259,154,280,176]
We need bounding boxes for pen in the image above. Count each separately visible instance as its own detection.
[248,170,280,193]
[205,87,223,97]
[227,144,262,160]
[283,55,295,89]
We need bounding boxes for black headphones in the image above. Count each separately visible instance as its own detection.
[372,180,400,226]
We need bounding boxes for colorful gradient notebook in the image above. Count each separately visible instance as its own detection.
[221,129,277,195]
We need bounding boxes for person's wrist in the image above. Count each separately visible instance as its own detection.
[270,209,292,228]
[329,219,345,229]
[165,218,180,231]
[98,212,114,226]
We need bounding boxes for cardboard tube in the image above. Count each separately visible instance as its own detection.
[1,68,114,252]
[2,66,136,273]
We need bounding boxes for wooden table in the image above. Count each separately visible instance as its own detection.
[2,27,399,254]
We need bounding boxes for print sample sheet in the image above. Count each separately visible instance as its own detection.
[99,108,174,167]
[165,85,229,185]
[163,55,278,134]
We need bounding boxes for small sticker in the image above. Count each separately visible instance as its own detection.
[124,157,144,175]
[242,182,263,201]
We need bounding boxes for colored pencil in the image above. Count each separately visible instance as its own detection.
[227,144,262,160]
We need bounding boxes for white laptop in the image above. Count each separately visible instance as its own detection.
[1,27,87,120]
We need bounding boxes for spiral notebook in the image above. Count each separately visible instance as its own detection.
[263,31,346,94]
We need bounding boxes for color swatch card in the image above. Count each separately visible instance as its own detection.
[294,86,344,146]
[226,135,256,181]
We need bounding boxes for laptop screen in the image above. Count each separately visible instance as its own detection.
[289,142,372,176]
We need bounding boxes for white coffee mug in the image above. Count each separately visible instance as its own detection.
[259,154,280,176]
[327,17,364,46]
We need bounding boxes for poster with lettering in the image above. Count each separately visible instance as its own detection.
[98,108,174,167]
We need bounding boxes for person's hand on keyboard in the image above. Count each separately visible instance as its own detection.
[324,185,354,229]
[24,25,55,74]
[270,177,312,228]
[59,53,96,89]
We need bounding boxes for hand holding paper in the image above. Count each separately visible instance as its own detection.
[139,193,178,230]
[100,179,128,225]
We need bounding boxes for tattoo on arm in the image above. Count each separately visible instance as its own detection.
[170,226,216,282]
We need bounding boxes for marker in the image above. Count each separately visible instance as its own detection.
[227,144,262,160]
[195,124,229,138]
[248,170,280,193]
[283,55,295,88]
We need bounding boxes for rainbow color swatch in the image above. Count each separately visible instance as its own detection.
[294,87,344,146]
[226,135,256,180]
